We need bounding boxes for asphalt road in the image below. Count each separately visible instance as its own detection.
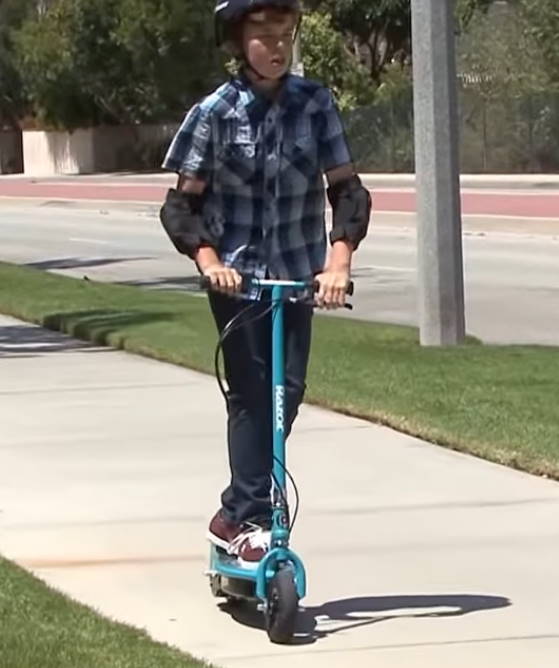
[1,202,558,345]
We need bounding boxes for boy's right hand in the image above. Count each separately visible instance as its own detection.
[203,264,243,294]
[195,246,242,294]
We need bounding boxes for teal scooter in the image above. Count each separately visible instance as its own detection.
[202,276,353,644]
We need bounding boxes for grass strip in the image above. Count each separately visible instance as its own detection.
[1,261,559,479]
[0,557,215,668]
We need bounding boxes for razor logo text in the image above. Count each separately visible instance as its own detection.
[275,385,285,433]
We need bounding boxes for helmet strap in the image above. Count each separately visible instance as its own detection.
[243,58,269,82]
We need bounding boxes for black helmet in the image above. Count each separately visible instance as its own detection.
[214,0,301,48]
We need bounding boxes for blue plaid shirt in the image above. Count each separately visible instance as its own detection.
[162,73,352,280]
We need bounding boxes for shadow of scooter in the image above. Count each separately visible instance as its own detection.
[220,592,511,645]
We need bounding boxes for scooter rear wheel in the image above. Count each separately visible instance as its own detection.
[265,567,299,644]
[209,574,225,598]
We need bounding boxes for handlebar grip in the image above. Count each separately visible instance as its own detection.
[199,274,252,292]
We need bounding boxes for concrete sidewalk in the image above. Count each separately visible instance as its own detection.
[2,315,559,667]
[2,171,559,190]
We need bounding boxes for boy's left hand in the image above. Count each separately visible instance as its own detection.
[314,268,351,309]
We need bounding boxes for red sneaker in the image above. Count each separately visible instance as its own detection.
[207,510,242,550]
[228,522,271,568]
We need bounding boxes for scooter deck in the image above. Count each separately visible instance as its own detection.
[209,543,307,601]
[208,545,258,600]
[209,545,259,581]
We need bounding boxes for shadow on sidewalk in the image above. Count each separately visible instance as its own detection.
[220,592,511,645]
[0,324,93,357]
[118,276,202,292]
[0,309,171,357]
[25,256,152,271]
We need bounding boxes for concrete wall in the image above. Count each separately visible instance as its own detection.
[91,124,178,173]
[22,124,178,176]
[0,130,24,174]
[23,129,94,176]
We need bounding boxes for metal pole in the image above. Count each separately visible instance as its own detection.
[411,0,466,346]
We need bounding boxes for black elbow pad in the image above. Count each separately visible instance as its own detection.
[159,188,215,258]
[327,175,372,250]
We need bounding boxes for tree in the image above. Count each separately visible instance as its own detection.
[301,10,374,109]
[0,0,35,128]
[458,1,554,171]
[304,0,410,84]
[14,0,221,129]
[306,0,493,85]
[455,0,494,32]
[521,0,559,85]
[112,0,221,119]
[304,0,493,85]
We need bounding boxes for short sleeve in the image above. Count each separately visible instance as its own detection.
[162,104,214,179]
[317,89,352,172]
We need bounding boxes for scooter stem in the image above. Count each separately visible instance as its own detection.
[271,284,289,547]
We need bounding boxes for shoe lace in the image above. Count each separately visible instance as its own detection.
[228,522,270,555]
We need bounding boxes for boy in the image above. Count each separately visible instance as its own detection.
[160,0,371,568]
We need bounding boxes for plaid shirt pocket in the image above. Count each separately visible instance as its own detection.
[218,124,257,188]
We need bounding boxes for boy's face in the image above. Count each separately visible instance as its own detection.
[242,9,297,81]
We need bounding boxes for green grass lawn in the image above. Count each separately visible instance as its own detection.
[0,558,215,668]
[1,261,558,479]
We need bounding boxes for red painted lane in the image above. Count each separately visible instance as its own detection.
[0,182,167,203]
[1,180,558,218]
[376,190,559,218]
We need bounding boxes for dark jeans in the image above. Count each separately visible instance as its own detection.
[208,291,313,525]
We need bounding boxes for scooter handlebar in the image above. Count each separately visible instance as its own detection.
[199,275,354,296]
[199,274,256,293]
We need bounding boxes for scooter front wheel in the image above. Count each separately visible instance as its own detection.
[265,567,299,644]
